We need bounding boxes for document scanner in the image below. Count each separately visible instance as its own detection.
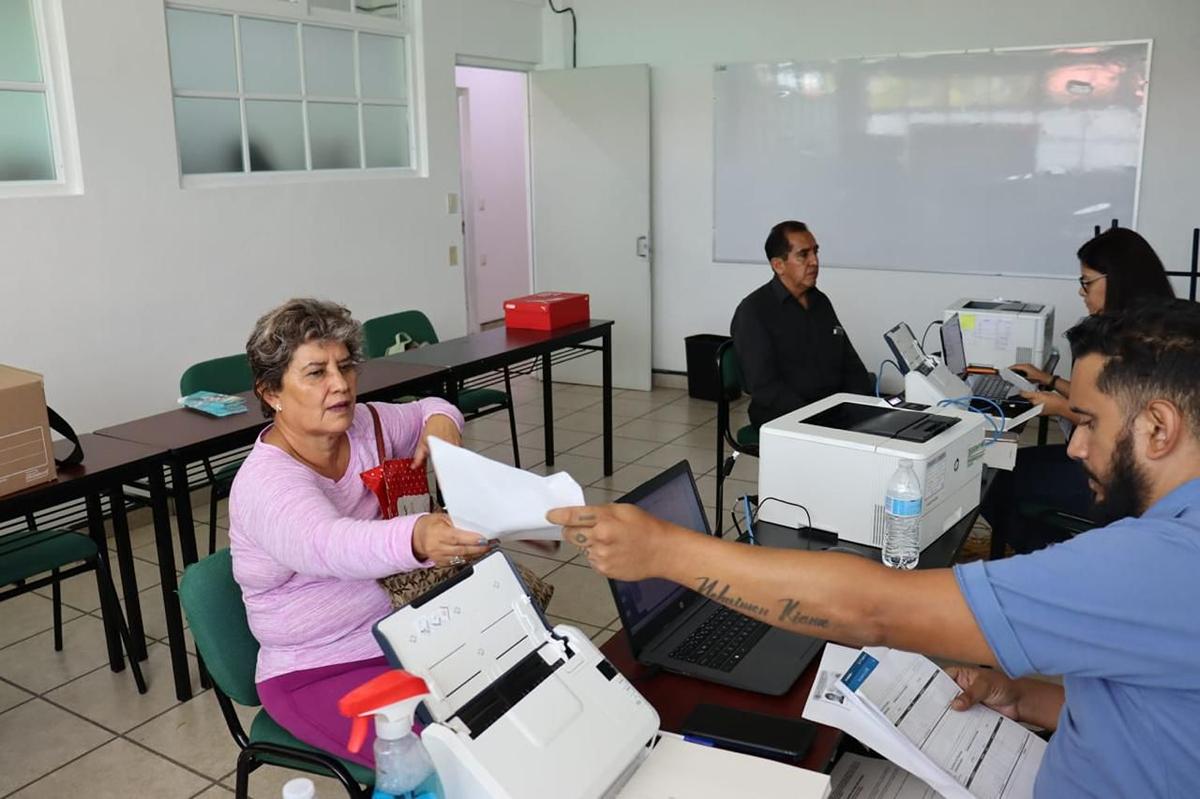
[757,394,986,551]
[373,551,661,798]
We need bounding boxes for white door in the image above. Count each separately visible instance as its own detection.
[529,65,652,390]
[457,88,480,333]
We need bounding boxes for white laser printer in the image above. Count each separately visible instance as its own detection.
[373,551,832,799]
[757,394,986,551]
[943,298,1054,369]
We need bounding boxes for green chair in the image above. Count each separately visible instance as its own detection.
[180,354,254,554]
[363,310,522,466]
[0,528,146,693]
[179,550,373,798]
[715,339,759,535]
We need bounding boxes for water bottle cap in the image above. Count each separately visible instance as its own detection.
[282,777,316,799]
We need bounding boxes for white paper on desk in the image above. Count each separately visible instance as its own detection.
[841,648,1044,799]
[616,732,831,799]
[428,437,584,541]
[830,753,939,799]
[803,645,956,796]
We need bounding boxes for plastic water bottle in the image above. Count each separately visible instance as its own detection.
[882,460,922,569]
[282,778,316,799]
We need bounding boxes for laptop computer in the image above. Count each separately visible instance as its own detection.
[940,313,1025,401]
[606,461,823,696]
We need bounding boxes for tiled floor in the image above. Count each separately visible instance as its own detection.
[0,377,758,797]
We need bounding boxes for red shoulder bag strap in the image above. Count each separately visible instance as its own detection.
[365,403,396,519]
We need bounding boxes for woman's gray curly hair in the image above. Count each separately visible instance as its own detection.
[246,298,364,418]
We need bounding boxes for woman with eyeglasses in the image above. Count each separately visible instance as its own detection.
[1008,228,1175,422]
[983,228,1175,553]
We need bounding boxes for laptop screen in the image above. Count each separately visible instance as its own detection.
[611,464,709,637]
[941,313,968,376]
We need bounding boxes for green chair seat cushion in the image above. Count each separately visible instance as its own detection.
[735,425,759,449]
[0,531,97,586]
[458,387,509,414]
[249,710,375,786]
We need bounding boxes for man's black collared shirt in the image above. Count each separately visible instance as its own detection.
[731,277,871,427]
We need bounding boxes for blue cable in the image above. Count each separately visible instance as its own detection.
[742,495,755,544]
[875,359,904,398]
[938,396,1004,445]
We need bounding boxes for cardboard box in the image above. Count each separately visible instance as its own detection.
[503,292,590,331]
[0,365,57,499]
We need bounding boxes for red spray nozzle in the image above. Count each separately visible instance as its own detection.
[338,670,429,753]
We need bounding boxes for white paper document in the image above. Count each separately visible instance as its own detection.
[617,732,831,799]
[830,753,939,799]
[839,648,1045,799]
[428,437,585,541]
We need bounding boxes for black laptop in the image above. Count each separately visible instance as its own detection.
[607,461,823,696]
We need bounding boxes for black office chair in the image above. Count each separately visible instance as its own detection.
[715,339,759,536]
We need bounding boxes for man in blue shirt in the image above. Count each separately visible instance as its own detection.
[549,300,1200,797]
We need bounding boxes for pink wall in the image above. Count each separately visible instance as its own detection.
[455,67,531,323]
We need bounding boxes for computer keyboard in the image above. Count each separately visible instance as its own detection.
[669,606,771,672]
[971,373,1011,400]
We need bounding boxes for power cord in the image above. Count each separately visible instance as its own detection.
[920,320,944,356]
[875,359,904,397]
[547,1,577,68]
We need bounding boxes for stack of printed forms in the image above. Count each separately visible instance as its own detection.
[804,644,1046,799]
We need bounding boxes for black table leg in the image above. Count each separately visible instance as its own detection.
[170,459,201,568]
[602,329,613,476]
[541,356,555,467]
[85,493,124,671]
[151,465,192,701]
[107,486,147,661]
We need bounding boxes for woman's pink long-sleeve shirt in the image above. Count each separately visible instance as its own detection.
[228,399,464,682]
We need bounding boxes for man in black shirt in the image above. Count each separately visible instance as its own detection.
[731,220,872,427]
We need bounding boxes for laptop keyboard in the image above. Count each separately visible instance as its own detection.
[971,374,1011,400]
[668,606,771,672]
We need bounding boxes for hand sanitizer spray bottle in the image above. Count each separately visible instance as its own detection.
[339,671,442,799]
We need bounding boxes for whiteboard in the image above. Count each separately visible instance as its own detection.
[713,42,1151,277]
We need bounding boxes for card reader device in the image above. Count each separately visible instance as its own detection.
[757,394,986,551]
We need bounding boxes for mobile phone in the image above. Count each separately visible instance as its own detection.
[680,703,817,764]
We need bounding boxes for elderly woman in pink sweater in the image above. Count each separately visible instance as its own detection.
[228,298,489,768]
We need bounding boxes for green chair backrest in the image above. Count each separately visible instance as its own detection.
[362,311,440,359]
[180,354,254,396]
[179,549,262,707]
[717,339,746,397]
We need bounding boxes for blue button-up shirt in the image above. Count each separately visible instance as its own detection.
[955,478,1200,798]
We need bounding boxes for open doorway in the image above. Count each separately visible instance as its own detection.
[455,66,532,331]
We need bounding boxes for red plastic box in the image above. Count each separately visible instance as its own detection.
[503,292,590,331]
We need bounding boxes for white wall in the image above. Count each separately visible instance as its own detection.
[455,66,532,324]
[550,0,1200,388]
[0,0,543,432]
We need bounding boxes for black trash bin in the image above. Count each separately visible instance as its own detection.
[684,334,737,402]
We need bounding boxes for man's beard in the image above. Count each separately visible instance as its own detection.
[1084,431,1151,524]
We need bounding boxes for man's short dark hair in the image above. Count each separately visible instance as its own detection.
[764,220,809,263]
[1066,299,1200,432]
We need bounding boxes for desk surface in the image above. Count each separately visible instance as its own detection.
[600,632,841,772]
[385,319,613,372]
[0,434,168,516]
[94,361,446,454]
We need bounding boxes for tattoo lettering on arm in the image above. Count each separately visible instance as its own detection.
[777,598,830,629]
[694,577,770,618]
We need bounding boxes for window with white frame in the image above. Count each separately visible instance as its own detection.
[165,1,415,178]
[0,0,75,190]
